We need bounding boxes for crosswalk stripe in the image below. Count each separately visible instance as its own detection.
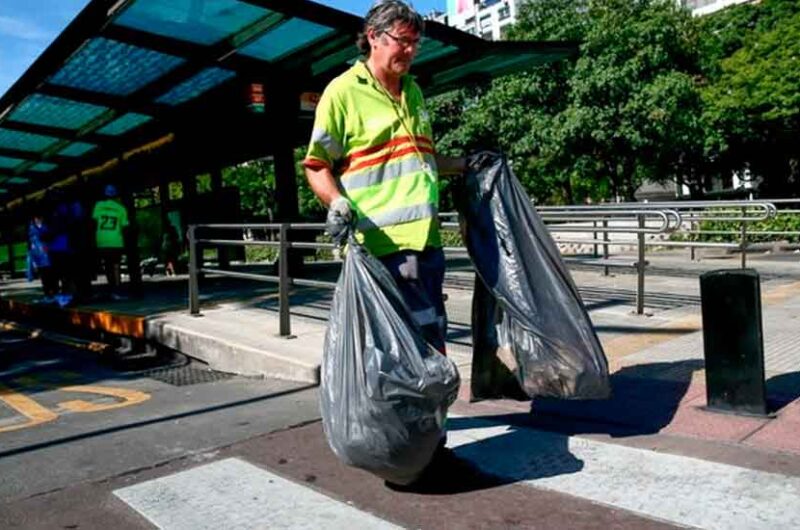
[448,416,800,530]
[114,458,401,530]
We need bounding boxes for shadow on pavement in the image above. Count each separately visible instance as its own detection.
[524,359,706,437]
[389,416,584,495]
[767,371,800,411]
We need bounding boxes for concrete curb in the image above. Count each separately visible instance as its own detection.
[143,319,321,384]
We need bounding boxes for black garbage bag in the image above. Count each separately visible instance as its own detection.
[320,236,460,485]
[458,152,610,400]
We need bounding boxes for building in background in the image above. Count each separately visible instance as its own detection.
[429,0,520,41]
[681,0,753,17]
[428,0,756,42]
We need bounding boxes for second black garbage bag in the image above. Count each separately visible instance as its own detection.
[320,236,460,485]
[458,152,611,400]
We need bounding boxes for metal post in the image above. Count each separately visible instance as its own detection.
[278,223,292,337]
[740,207,747,269]
[7,238,15,278]
[602,219,610,276]
[690,221,696,261]
[188,225,200,315]
[593,220,599,258]
[636,214,646,315]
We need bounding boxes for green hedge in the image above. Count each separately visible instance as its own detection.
[672,212,800,243]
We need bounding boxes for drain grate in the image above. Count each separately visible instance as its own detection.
[142,364,235,386]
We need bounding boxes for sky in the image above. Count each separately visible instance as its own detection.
[0,0,445,98]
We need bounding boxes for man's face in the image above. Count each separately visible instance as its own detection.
[369,21,421,76]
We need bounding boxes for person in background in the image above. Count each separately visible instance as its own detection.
[47,189,77,307]
[67,190,93,303]
[92,184,129,300]
[28,211,56,303]
[161,222,180,277]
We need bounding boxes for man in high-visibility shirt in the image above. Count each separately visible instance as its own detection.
[92,184,129,300]
[305,1,467,487]
[304,0,465,355]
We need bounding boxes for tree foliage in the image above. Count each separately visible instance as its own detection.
[700,0,800,196]
[430,0,799,203]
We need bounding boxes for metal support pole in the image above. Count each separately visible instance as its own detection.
[690,221,696,261]
[593,220,598,258]
[278,223,292,337]
[740,207,747,269]
[602,219,610,276]
[188,225,200,315]
[636,214,646,315]
[7,238,15,278]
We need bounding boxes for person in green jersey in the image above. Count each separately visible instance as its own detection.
[92,184,129,299]
[304,0,467,485]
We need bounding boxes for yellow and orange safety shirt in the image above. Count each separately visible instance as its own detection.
[304,60,440,257]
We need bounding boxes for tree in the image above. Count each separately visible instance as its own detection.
[221,153,326,221]
[223,160,276,219]
[700,0,800,196]
[431,0,708,202]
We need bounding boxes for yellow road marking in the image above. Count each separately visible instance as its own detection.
[0,383,58,433]
[1,373,151,433]
[58,385,150,413]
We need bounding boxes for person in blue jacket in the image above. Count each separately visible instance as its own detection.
[28,211,56,302]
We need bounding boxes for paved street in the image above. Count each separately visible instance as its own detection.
[4,320,800,529]
[0,330,319,502]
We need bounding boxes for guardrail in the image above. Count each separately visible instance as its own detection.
[187,223,337,337]
[187,200,795,333]
[539,200,782,269]
[439,208,680,314]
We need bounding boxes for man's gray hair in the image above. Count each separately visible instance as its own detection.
[356,1,424,56]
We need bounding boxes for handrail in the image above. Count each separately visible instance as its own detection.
[187,200,793,332]
[538,203,775,222]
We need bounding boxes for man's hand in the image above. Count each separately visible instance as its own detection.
[329,196,352,223]
[327,196,353,245]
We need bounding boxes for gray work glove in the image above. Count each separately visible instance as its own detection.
[326,196,353,246]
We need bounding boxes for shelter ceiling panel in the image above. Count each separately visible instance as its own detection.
[58,141,97,157]
[49,38,185,96]
[29,162,58,172]
[238,18,336,62]
[414,39,458,65]
[0,128,61,153]
[114,0,272,46]
[429,48,573,88]
[7,94,109,130]
[96,112,153,136]
[0,156,26,170]
[155,67,236,105]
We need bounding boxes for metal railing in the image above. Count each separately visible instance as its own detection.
[187,200,797,333]
[439,208,680,314]
[539,200,782,269]
[187,223,337,337]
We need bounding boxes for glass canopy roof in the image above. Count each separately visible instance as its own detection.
[0,0,575,204]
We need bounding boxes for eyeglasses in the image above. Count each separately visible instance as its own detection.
[383,31,421,49]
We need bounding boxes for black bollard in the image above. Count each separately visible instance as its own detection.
[699,269,767,416]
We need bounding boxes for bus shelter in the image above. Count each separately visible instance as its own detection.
[0,0,575,285]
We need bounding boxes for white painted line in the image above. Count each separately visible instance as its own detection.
[114,458,401,530]
[448,417,800,530]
